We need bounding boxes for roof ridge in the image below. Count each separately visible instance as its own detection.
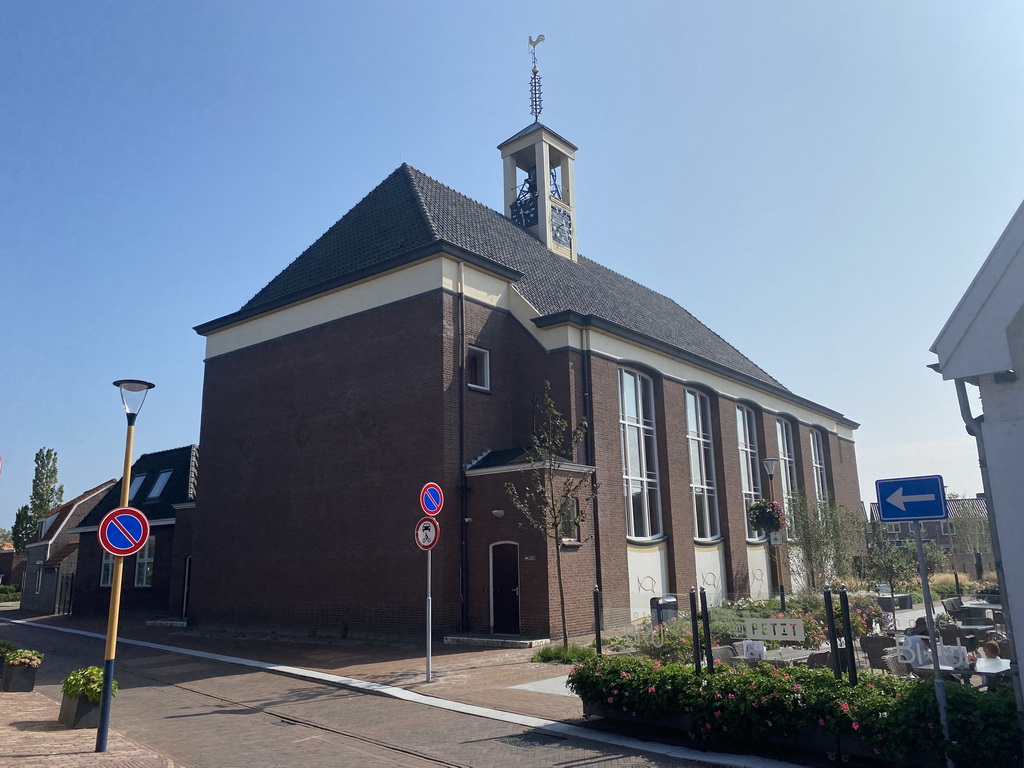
[400,164,442,241]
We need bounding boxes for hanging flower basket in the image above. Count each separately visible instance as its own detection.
[747,499,785,533]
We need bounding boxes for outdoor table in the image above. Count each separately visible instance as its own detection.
[962,602,1002,619]
[975,658,1011,675]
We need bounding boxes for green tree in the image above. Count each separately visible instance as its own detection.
[11,448,64,553]
[506,382,596,648]
[784,494,861,593]
[863,526,917,594]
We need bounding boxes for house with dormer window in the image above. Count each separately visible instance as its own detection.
[69,445,198,619]
[187,117,861,639]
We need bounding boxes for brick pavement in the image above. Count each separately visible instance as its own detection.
[0,691,177,768]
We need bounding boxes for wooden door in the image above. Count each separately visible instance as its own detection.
[491,542,520,634]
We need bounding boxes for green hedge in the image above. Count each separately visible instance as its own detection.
[567,655,1021,767]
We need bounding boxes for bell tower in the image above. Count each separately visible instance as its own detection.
[498,36,578,262]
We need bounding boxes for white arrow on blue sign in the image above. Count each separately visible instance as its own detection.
[875,475,948,522]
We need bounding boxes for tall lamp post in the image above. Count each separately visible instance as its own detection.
[761,457,784,611]
[96,379,154,753]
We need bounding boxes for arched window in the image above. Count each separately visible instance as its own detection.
[686,389,719,540]
[810,429,830,505]
[776,417,799,538]
[736,404,763,540]
[618,369,662,539]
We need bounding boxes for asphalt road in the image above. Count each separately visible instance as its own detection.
[0,620,729,768]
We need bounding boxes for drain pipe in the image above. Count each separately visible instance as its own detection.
[955,378,1024,723]
[582,328,603,626]
[458,262,469,633]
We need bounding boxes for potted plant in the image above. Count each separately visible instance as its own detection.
[747,499,785,533]
[1,649,43,692]
[59,666,116,728]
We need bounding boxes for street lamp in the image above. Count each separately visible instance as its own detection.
[97,379,154,753]
[761,458,785,611]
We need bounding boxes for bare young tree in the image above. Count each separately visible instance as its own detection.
[505,383,596,648]
[785,494,860,594]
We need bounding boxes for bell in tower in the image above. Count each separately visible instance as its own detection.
[498,36,578,261]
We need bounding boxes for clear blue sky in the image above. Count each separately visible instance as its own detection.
[3,1,1021,530]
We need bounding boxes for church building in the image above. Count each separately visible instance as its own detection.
[188,79,860,639]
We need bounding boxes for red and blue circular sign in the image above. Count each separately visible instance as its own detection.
[97,507,150,557]
[420,482,443,516]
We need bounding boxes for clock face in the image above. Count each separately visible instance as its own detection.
[551,207,572,247]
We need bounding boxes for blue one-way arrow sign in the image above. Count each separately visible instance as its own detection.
[875,475,948,522]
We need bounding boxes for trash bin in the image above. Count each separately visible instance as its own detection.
[650,595,678,626]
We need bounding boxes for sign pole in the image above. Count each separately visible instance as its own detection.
[96,414,135,753]
[426,548,432,683]
[914,522,954,768]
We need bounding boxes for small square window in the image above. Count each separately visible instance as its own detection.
[941,522,956,536]
[885,522,902,535]
[467,346,490,391]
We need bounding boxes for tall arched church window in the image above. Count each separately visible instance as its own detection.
[687,389,720,540]
[618,369,662,539]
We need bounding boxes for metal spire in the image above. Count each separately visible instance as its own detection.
[528,35,544,122]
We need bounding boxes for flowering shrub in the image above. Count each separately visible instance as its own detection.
[769,610,828,649]
[568,655,1021,766]
[4,649,43,668]
[746,499,785,532]
[975,580,1000,600]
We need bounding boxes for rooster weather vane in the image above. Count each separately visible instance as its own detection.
[529,35,544,122]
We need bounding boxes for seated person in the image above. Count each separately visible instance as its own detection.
[968,641,1005,689]
[899,633,932,667]
[906,617,929,636]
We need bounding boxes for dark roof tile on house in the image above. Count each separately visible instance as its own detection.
[44,542,77,567]
[201,163,786,392]
[868,497,988,522]
[27,479,117,547]
[75,445,199,530]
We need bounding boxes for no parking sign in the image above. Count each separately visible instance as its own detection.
[97,507,150,557]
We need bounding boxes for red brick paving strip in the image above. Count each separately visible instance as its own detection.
[0,691,178,768]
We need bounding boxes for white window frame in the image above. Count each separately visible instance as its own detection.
[885,522,903,535]
[467,346,490,391]
[737,405,764,540]
[776,418,799,539]
[146,469,173,500]
[135,537,155,588]
[940,521,956,536]
[100,552,114,588]
[810,429,830,505]
[127,473,147,501]
[687,389,720,541]
[619,369,662,540]
[559,497,581,543]
[35,563,43,594]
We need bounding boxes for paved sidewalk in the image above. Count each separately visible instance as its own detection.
[0,690,177,767]
[0,608,813,768]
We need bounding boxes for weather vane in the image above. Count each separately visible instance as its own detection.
[529,34,544,122]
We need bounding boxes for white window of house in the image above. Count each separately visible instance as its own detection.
[941,522,956,536]
[886,522,903,535]
[135,537,155,588]
[100,552,114,588]
[35,563,43,594]
[810,430,830,505]
[737,405,764,540]
[687,389,719,540]
[146,469,173,500]
[776,418,799,539]
[127,474,147,501]
[467,346,490,391]
[619,369,662,539]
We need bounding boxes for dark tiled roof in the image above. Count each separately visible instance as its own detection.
[44,542,77,567]
[75,445,199,529]
[202,164,787,392]
[28,479,116,546]
[868,498,988,522]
